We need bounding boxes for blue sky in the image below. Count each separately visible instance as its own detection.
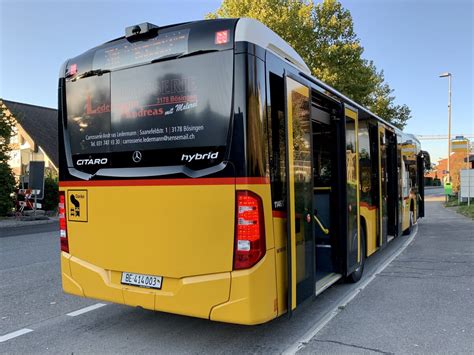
[1,0,472,161]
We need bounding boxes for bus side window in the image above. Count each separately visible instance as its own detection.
[268,72,287,210]
[358,120,372,205]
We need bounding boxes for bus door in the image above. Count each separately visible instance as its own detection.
[417,153,425,218]
[284,74,315,313]
[396,135,404,235]
[368,122,381,249]
[308,89,348,294]
[379,126,388,246]
[344,105,361,274]
[386,130,398,237]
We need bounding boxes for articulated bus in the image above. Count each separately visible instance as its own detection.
[58,18,429,325]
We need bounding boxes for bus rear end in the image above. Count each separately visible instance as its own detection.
[58,19,277,325]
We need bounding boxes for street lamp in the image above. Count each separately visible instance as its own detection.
[439,72,452,183]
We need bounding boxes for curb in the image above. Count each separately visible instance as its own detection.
[0,217,59,229]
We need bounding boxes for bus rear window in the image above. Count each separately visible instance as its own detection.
[65,50,233,157]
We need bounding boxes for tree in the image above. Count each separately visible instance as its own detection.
[43,171,59,212]
[311,0,379,106]
[366,70,411,129]
[0,104,16,216]
[207,0,411,129]
[450,152,469,193]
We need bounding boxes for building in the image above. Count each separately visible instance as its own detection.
[467,154,474,169]
[425,137,473,188]
[425,151,473,189]
[0,99,58,180]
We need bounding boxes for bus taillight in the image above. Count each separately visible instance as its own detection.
[59,191,69,253]
[234,191,265,270]
[215,30,229,45]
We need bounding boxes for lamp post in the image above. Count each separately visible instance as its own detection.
[439,72,452,183]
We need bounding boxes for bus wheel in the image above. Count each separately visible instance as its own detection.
[347,227,366,283]
[403,211,414,235]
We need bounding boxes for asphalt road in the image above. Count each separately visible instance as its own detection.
[0,222,58,238]
[299,195,473,354]
[424,186,445,199]
[1,194,472,354]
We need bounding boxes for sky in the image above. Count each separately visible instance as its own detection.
[0,0,472,162]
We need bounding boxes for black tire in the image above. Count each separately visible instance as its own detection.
[403,210,414,235]
[347,226,366,283]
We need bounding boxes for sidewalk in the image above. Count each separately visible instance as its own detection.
[0,216,58,229]
[299,201,474,354]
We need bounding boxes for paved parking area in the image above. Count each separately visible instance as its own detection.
[299,200,474,354]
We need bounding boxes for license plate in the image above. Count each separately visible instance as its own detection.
[121,272,162,290]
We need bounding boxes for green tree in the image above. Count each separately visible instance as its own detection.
[311,0,379,106]
[0,104,16,216]
[43,174,59,212]
[207,0,411,129]
[367,70,411,128]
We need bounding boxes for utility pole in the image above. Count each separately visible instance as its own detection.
[439,72,452,183]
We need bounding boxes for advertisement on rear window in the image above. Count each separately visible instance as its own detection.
[66,50,233,157]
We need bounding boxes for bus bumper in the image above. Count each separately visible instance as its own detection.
[61,252,230,319]
[210,249,277,325]
[61,250,277,324]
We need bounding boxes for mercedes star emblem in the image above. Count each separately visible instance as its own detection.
[132,151,142,163]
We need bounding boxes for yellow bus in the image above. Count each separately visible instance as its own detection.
[58,18,429,325]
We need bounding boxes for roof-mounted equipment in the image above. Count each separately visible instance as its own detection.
[125,22,158,38]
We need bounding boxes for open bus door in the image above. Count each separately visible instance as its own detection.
[379,126,388,246]
[284,74,315,315]
[417,152,426,218]
[343,105,362,276]
[386,130,399,237]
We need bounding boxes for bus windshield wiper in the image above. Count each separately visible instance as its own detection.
[150,49,220,64]
[150,53,183,64]
[73,69,110,81]
[176,49,220,59]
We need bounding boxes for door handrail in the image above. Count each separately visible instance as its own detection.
[313,215,329,235]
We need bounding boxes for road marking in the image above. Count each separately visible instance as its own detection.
[283,225,418,355]
[66,303,107,317]
[0,328,33,343]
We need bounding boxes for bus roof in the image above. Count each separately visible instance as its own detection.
[232,20,414,140]
[300,71,410,137]
[235,18,311,75]
[230,19,415,141]
[60,18,417,144]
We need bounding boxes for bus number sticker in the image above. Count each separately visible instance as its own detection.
[67,190,88,222]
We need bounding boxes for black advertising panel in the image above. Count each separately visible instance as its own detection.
[29,161,45,199]
[65,50,233,171]
[66,73,111,154]
[109,51,231,152]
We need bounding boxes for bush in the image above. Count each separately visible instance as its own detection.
[43,176,59,211]
[0,163,15,216]
[0,104,16,216]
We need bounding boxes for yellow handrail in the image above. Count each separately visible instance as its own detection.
[313,215,329,235]
[314,187,331,191]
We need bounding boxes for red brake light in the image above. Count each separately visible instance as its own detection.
[59,191,69,253]
[234,191,265,270]
[215,30,229,45]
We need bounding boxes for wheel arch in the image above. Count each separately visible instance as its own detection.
[359,215,368,257]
